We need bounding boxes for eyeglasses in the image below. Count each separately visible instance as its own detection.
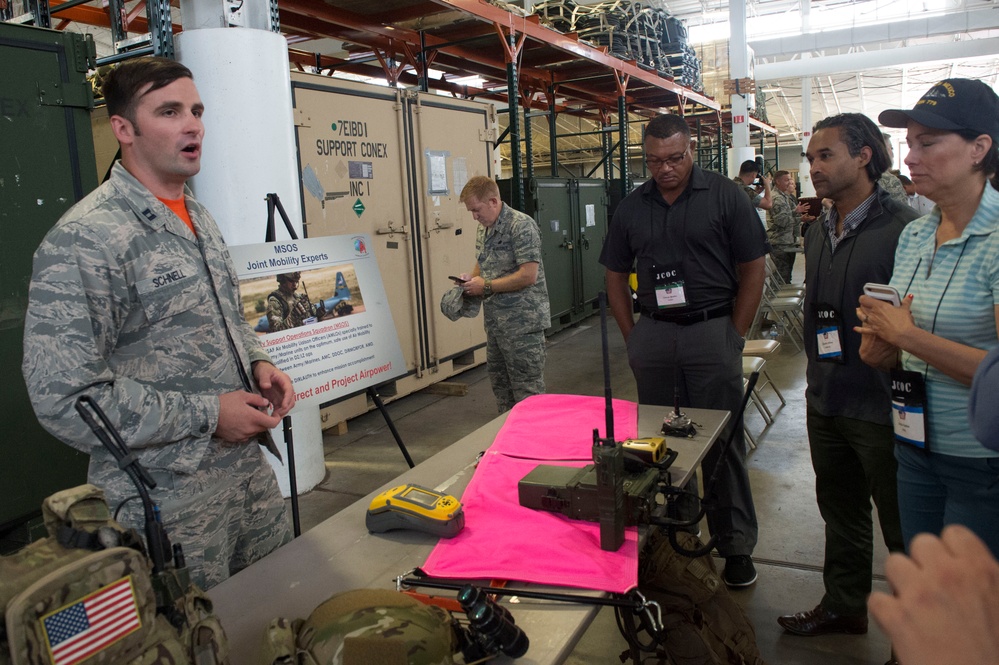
[645,149,689,171]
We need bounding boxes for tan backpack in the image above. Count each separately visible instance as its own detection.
[0,485,228,665]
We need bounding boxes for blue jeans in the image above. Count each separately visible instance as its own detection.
[895,444,999,556]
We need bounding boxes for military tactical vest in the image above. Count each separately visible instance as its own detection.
[268,290,319,329]
[0,485,229,665]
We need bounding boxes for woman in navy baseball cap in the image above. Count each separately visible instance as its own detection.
[857,78,999,557]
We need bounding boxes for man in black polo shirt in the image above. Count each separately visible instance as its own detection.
[599,113,769,587]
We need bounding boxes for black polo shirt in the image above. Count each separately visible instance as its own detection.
[599,165,769,312]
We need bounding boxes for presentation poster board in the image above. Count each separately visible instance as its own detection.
[230,235,406,407]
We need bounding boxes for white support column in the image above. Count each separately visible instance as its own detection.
[728,0,750,160]
[799,72,815,196]
[798,0,816,197]
[176,3,325,498]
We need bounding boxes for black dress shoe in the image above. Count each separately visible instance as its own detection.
[777,604,868,636]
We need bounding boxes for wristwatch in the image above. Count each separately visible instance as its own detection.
[483,279,493,296]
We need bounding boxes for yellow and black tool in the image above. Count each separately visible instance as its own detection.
[365,483,465,538]
[622,437,668,464]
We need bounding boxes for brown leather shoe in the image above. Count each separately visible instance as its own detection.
[777,604,868,636]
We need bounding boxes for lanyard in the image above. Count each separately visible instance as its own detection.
[900,239,968,381]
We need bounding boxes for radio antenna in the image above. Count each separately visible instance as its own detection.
[600,291,614,442]
[593,291,625,551]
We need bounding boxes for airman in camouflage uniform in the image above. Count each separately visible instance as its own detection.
[878,171,909,207]
[22,57,294,590]
[879,132,912,208]
[457,177,550,412]
[767,170,804,284]
[733,160,773,226]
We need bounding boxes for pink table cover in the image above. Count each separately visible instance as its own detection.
[421,394,640,593]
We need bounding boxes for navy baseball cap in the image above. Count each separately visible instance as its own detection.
[879,78,999,142]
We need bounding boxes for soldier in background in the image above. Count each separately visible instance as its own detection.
[22,57,295,589]
[767,170,810,284]
[267,271,323,331]
[898,174,935,216]
[734,159,773,225]
[878,132,911,207]
[456,176,550,412]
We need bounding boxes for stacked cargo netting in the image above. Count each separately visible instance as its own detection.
[659,14,702,92]
[533,0,576,33]
[531,0,702,91]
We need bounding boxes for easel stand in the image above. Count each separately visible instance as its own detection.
[263,193,414,542]
[368,386,416,468]
[282,416,301,537]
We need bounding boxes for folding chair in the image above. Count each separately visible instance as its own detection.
[743,339,787,411]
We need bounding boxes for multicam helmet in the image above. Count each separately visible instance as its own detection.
[277,272,303,283]
[296,588,456,665]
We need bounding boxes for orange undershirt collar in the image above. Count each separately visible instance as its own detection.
[157,196,197,236]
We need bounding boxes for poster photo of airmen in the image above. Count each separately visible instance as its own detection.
[243,264,365,334]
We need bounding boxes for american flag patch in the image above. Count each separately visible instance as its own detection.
[41,576,141,665]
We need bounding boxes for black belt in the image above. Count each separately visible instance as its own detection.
[641,304,733,325]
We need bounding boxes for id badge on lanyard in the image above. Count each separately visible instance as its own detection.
[651,264,687,309]
[890,368,929,451]
[813,304,844,363]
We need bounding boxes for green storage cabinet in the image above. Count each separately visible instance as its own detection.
[1,23,96,533]
[574,178,609,316]
[498,177,608,333]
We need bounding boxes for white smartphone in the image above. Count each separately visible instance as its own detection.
[863,283,901,307]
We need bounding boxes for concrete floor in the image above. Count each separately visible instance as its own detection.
[289,288,894,665]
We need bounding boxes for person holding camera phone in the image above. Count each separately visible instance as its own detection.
[734,160,773,228]
[858,79,999,558]
[457,176,549,413]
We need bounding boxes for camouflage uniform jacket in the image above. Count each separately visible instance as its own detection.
[733,177,763,207]
[476,203,550,335]
[767,189,800,247]
[878,172,909,207]
[23,162,275,477]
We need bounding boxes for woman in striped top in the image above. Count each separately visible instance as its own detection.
[857,78,999,556]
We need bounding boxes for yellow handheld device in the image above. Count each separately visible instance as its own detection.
[365,484,465,538]
[622,437,667,464]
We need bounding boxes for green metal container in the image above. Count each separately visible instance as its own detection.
[574,178,609,314]
[1,22,97,534]
[499,178,608,333]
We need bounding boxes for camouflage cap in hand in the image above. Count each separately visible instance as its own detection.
[440,286,481,322]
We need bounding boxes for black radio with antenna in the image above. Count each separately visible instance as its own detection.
[517,291,760,557]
